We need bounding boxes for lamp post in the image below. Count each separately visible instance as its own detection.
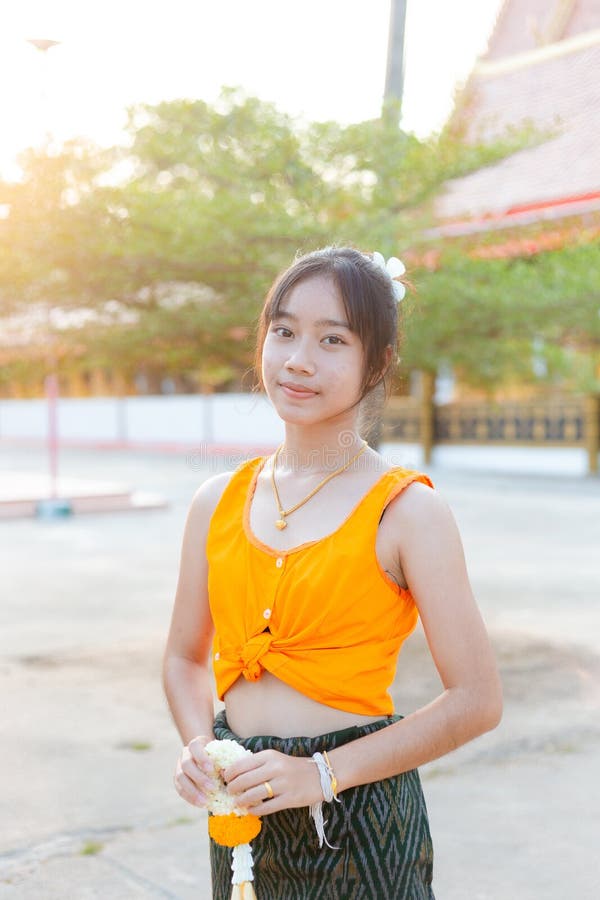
[383,0,407,113]
[26,37,71,516]
[369,1,409,451]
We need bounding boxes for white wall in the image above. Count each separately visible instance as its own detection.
[379,442,589,477]
[1,399,47,438]
[53,398,122,441]
[0,394,284,447]
[0,395,590,476]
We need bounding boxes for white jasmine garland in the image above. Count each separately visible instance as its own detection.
[204,738,259,897]
[204,738,254,816]
[206,738,253,769]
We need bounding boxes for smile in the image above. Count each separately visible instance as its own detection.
[279,382,318,399]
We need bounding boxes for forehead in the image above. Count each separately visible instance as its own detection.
[275,275,346,321]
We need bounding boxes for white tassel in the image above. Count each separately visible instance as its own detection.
[309,801,340,850]
[231,843,254,885]
[310,752,341,850]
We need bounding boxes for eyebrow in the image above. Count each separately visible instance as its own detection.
[274,309,351,329]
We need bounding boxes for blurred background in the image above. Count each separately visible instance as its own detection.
[1,2,599,898]
[1,0,599,474]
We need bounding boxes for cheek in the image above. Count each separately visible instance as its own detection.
[261,336,279,381]
[329,353,365,391]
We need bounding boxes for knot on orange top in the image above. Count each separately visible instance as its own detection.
[240,633,273,682]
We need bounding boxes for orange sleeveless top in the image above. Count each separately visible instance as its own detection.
[206,457,434,716]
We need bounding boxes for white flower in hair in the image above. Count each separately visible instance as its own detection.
[372,251,406,301]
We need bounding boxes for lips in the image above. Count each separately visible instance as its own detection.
[279,381,318,398]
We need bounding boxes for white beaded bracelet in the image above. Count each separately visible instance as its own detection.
[310,751,341,850]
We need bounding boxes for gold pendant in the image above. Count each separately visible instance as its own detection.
[275,518,287,530]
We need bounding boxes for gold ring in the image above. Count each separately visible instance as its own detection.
[263,780,274,800]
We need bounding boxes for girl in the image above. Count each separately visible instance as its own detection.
[163,246,502,899]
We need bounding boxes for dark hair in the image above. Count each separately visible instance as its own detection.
[254,246,403,410]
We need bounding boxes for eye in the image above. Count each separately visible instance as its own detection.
[271,325,293,338]
[322,335,346,345]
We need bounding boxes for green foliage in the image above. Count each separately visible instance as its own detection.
[406,243,600,390]
[119,740,152,752]
[80,841,103,856]
[0,88,598,392]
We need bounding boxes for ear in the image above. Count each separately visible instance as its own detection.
[366,345,394,389]
[381,345,393,374]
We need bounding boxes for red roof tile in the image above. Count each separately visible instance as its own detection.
[485,0,600,60]
[436,11,600,221]
[565,0,600,38]
[486,0,563,60]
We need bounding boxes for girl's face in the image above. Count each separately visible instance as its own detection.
[261,275,366,428]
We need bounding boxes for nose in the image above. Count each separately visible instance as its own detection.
[284,338,316,375]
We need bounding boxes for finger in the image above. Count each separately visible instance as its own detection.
[178,753,216,790]
[178,764,214,792]
[245,797,281,816]
[181,755,213,786]
[225,765,270,796]
[174,771,211,808]
[232,779,279,809]
[222,754,265,784]
[188,737,216,775]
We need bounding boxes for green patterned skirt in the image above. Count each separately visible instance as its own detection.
[210,711,434,900]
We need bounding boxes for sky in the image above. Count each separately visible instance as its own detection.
[0,0,503,179]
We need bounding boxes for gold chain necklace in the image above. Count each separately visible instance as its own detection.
[270,441,368,530]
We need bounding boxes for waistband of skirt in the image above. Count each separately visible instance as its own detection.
[212,709,402,756]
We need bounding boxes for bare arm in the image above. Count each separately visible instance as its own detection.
[163,472,232,744]
[329,481,503,791]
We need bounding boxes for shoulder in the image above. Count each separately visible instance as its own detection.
[384,472,455,535]
[380,476,469,595]
[190,470,235,516]
[187,456,264,527]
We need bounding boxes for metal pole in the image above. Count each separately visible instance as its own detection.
[27,39,72,517]
[584,393,599,476]
[45,373,59,498]
[384,0,408,106]
[420,370,436,465]
[371,1,408,451]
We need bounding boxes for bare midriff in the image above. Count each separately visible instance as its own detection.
[224,671,385,738]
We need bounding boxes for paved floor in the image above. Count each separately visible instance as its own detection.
[1,445,599,898]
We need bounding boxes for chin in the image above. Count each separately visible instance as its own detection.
[274,407,320,426]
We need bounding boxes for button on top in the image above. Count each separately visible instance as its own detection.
[275,557,284,568]
[214,652,220,661]
[263,608,272,619]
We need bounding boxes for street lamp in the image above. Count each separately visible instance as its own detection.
[25,37,71,517]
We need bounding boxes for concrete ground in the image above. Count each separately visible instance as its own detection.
[1,444,599,899]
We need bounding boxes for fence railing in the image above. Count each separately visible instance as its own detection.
[382,392,600,474]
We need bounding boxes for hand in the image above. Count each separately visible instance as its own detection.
[174,734,216,808]
[223,749,324,816]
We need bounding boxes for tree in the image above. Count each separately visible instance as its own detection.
[2,88,594,393]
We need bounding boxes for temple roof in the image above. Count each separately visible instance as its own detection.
[486,0,600,59]
[435,1,600,227]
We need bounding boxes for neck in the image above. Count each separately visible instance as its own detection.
[276,423,367,474]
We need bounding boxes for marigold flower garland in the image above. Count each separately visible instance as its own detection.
[205,738,262,900]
